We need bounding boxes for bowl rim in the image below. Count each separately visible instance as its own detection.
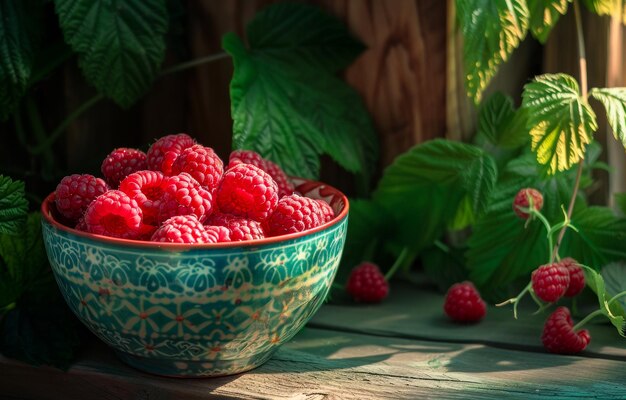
[41,178,349,250]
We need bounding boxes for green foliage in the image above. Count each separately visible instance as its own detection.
[590,87,626,149]
[522,73,598,174]
[0,0,38,120]
[456,0,529,103]
[223,3,377,181]
[0,176,28,235]
[528,0,570,43]
[54,0,169,107]
[584,267,625,337]
[602,262,626,310]
[583,0,626,23]
[373,139,497,250]
[615,192,626,215]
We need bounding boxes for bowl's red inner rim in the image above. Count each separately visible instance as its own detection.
[41,180,349,250]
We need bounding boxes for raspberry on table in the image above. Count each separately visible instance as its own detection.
[146,133,195,175]
[101,148,147,187]
[158,173,213,224]
[119,170,166,225]
[559,257,585,297]
[171,144,224,191]
[266,194,323,236]
[55,174,109,222]
[513,188,544,219]
[315,199,335,223]
[346,262,389,303]
[216,163,278,222]
[205,225,232,243]
[207,213,265,241]
[150,215,212,244]
[541,306,591,354]
[443,281,487,322]
[532,263,571,303]
[84,190,143,239]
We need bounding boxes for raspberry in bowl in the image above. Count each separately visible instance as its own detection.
[40,142,348,377]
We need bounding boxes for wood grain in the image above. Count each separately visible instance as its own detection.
[1,325,624,400]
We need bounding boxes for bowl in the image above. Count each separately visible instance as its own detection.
[41,178,348,377]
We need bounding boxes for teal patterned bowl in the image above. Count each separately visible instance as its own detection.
[41,178,348,377]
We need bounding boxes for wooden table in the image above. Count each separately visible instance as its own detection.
[2,282,625,399]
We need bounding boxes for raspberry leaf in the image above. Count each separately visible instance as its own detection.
[582,0,626,23]
[467,152,591,291]
[590,87,626,149]
[528,0,569,44]
[456,0,529,103]
[373,140,497,251]
[584,267,626,337]
[0,0,38,120]
[0,176,28,236]
[53,0,168,107]
[223,4,376,181]
[522,73,598,174]
[602,262,626,311]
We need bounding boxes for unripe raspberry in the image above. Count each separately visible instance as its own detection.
[513,188,544,219]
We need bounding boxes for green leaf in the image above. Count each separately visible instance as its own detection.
[522,73,598,174]
[584,267,625,337]
[246,3,364,74]
[0,0,37,120]
[602,262,626,310]
[477,92,516,145]
[456,0,529,103]
[467,152,587,290]
[0,176,28,235]
[583,0,626,23]
[223,5,377,180]
[374,139,497,251]
[54,0,168,107]
[421,243,469,292]
[0,213,48,287]
[528,0,570,43]
[560,207,626,269]
[590,87,626,149]
[614,192,626,215]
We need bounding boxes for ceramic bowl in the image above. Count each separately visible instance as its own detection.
[41,178,348,377]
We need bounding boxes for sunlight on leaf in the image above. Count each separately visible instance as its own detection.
[522,73,597,174]
[590,87,626,149]
[528,0,570,43]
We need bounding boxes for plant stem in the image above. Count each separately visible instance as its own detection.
[159,52,229,76]
[384,248,413,281]
[573,309,603,331]
[608,291,626,306]
[551,0,588,262]
[29,93,104,155]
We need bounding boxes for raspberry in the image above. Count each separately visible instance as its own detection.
[119,170,166,225]
[315,199,335,223]
[266,194,323,236]
[171,144,224,191]
[532,263,570,302]
[158,173,213,224]
[205,225,232,243]
[75,217,87,231]
[559,257,585,297]
[264,159,295,197]
[513,188,544,219]
[150,215,212,244]
[228,150,294,197]
[228,150,265,169]
[346,262,389,303]
[541,306,591,354]
[84,190,143,239]
[443,281,487,322]
[216,163,278,222]
[100,148,147,187]
[55,174,109,222]
[146,133,195,175]
[207,213,265,241]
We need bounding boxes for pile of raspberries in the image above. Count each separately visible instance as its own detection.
[54,133,334,244]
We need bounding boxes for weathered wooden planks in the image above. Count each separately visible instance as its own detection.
[1,326,625,400]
